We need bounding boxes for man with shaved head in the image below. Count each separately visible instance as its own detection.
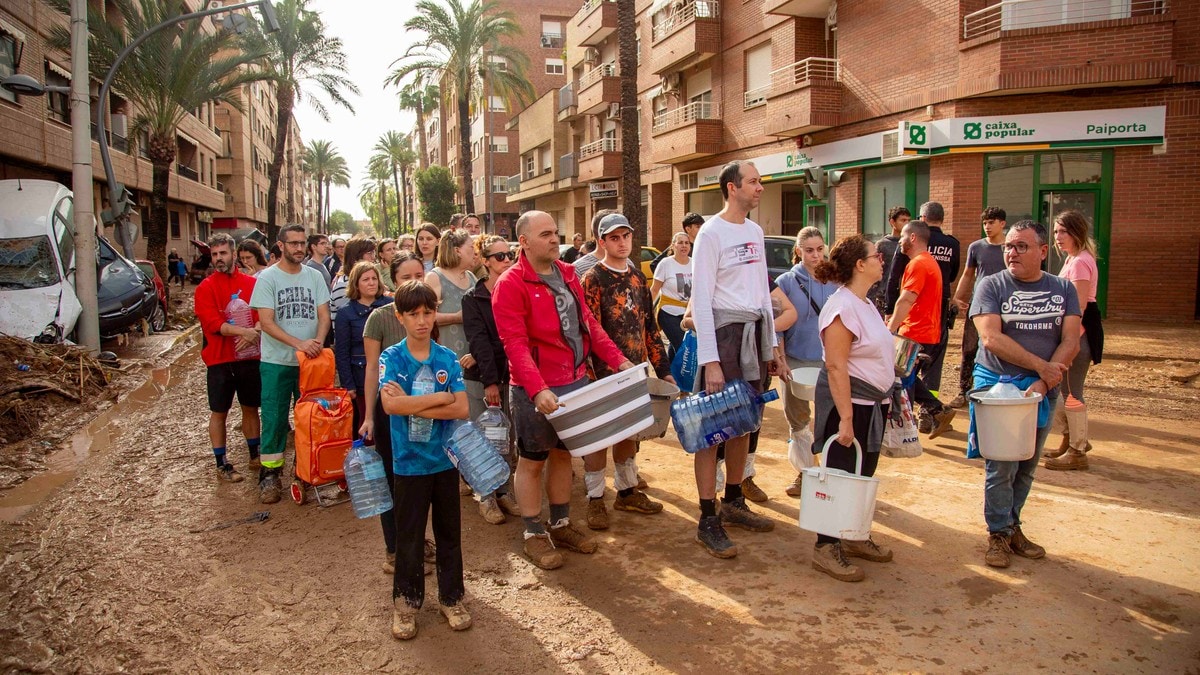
[492,211,634,570]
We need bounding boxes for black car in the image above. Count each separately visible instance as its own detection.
[97,236,157,338]
[764,235,797,283]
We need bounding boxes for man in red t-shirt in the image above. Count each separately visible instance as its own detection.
[887,221,955,438]
[194,233,262,483]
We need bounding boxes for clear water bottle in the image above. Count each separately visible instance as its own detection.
[444,422,510,496]
[225,291,259,361]
[343,438,393,519]
[408,364,436,442]
[476,405,511,456]
[670,380,779,454]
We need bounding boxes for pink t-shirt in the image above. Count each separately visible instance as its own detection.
[1059,251,1098,303]
[819,286,896,404]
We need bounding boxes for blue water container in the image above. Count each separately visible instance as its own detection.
[444,422,511,495]
[343,439,393,518]
[670,380,779,454]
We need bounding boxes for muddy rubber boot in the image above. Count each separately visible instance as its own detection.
[1044,400,1069,459]
[1045,404,1089,471]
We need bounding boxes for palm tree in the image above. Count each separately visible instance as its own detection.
[386,0,534,214]
[48,0,267,279]
[617,0,644,248]
[248,0,358,239]
[324,156,350,231]
[302,139,337,231]
[372,132,419,233]
[365,156,393,237]
[397,79,439,171]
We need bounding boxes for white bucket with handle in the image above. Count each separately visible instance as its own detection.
[799,437,880,540]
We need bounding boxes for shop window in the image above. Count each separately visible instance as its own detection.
[686,190,722,217]
[1039,151,1102,185]
[985,154,1036,223]
[861,160,929,238]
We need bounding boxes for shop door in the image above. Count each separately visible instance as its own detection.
[781,188,804,236]
[1039,189,1103,302]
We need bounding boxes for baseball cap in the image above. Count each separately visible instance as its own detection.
[597,213,633,238]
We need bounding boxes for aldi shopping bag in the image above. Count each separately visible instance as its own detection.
[882,389,922,458]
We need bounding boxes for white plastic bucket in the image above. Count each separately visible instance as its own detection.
[788,367,820,401]
[968,389,1043,461]
[799,437,880,540]
[546,363,654,457]
[633,377,680,442]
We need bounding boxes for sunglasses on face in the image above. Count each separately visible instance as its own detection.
[486,251,516,262]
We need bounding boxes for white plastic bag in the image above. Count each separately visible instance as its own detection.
[882,389,922,459]
[788,427,816,472]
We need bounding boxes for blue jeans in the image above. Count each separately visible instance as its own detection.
[983,394,1055,535]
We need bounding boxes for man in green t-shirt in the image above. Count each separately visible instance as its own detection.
[250,224,331,503]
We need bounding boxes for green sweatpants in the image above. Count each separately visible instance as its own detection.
[259,361,300,471]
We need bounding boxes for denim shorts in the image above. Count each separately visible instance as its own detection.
[510,377,590,461]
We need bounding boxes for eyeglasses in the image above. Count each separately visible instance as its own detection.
[864,251,884,262]
[1003,242,1032,254]
[283,240,306,248]
[486,251,516,262]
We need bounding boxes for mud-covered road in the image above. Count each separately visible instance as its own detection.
[0,323,1197,672]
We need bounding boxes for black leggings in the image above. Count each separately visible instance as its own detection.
[815,402,882,545]
[373,396,395,555]
[657,309,685,362]
[393,467,464,608]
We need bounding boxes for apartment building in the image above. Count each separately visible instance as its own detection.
[512,0,1197,321]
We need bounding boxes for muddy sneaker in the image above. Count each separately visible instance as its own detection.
[459,479,473,496]
[917,409,933,434]
[614,490,664,514]
[741,476,768,503]
[479,496,506,525]
[440,602,472,631]
[496,493,521,516]
[812,542,865,582]
[985,532,1012,568]
[695,515,738,559]
[258,471,282,504]
[586,499,609,530]
[949,394,968,409]
[391,600,417,640]
[1009,526,1046,559]
[719,497,775,532]
[785,473,804,497]
[424,538,436,563]
[549,521,598,554]
[636,474,648,490]
[247,454,262,471]
[928,407,956,440]
[383,552,395,574]
[523,533,563,570]
[217,463,243,483]
[842,536,894,563]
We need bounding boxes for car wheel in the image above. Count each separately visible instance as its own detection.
[150,302,167,333]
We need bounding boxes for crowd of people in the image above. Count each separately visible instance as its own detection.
[192,162,1101,639]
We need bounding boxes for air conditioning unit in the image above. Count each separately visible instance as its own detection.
[584,47,600,63]
[541,35,553,48]
[880,129,902,161]
[606,102,621,120]
[661,72,682,93]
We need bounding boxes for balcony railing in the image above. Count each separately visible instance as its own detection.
[580,137,619,158]
[579,61,618,90]
[744,87,768,109]
[111,133,128,153]
[964,0,1168,40]
[560,153,577,178]
[652,100,718,133]
[541,33,565,48]
[558,82,576,112]
[770,57,840,93]
[216,180,225,194]
[578,0,613,18]
[177,163,199,181]
[652,0,720,42]
[506,174,521,194]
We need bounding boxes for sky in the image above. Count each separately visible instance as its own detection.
[290,1,422,221]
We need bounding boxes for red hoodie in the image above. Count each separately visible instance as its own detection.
[492,253,626,397]
[195,268,259,367]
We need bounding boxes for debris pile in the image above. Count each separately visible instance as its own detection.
[0,335,114,445]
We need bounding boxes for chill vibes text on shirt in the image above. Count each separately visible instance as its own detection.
[1001,289,1067,330]
[274,286,317,321]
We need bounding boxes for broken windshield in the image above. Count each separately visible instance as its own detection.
[0,236,59,290]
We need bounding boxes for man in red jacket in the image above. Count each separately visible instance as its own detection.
[194,233,262,483]
[493,211,633,570]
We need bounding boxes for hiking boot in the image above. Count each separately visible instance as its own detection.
[695,515,738,559]
[258,471,282,504]
[637,474,648,490]
[1044,450,1088,471]
[479,496,506,525]
[247,454,262,471]
[985,533,1012,568]
[719,497,775,532]
[949,394,968,409]
[424,538,436,563]
[586,499,609,531]
[928,407,956,440]
[383,552,395,575]
[1009,526,1046,559]
[391,600,417,640]
[523,533,563,570]
[217,463,243,483]
[549,521,598,554]
[842,536,894,563]
[614,490,664,514]
[917,409,933,434]
[459,479,473,496]
[496,493,521,516]
[812,542,865,582]
[1043,435,1069,459]
[785,473,804,497]
[741,476,768,503]
[440,602,472,631]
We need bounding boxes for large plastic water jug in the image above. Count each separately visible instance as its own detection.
[343,438,393,518]
[225,291,259,361]
[444,421,510,496]
[670,380,779,454]
[408,364,436,442]
[476,405,511,456]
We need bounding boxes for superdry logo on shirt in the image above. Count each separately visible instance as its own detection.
[1001,290,1066,327]
[275,286,316,320]
[723,242,762,267]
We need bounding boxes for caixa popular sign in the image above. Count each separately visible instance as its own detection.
[902,106,1166,151]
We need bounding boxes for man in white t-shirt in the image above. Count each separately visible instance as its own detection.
[689,160,789,559]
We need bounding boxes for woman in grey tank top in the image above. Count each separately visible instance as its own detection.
[425,229,478,360]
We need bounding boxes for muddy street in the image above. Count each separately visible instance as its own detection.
[1,326,1198,672]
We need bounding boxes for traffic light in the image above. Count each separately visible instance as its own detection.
[802,168,846,201]
[100,183,134,226]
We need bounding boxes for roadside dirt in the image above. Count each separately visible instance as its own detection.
[0,321,1196,672]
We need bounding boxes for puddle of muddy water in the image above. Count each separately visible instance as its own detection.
[0,346,196,523]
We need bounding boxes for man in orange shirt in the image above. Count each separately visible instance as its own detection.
[887,221,956,438]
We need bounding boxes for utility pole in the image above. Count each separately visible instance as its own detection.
[70,0,99,353]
